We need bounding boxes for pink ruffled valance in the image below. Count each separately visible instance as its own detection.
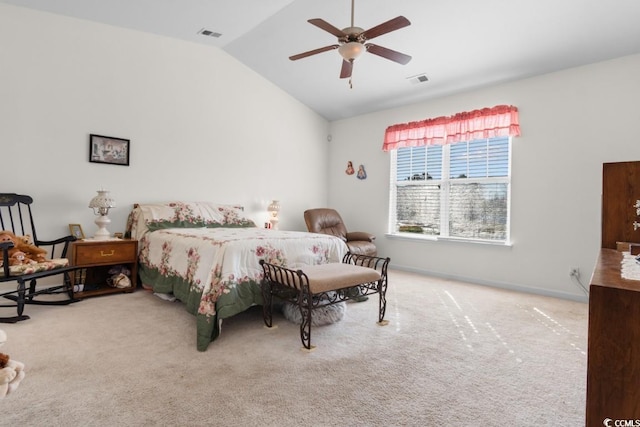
[382,105,520,151]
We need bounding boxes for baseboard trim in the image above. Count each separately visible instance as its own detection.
[390,263,589,303]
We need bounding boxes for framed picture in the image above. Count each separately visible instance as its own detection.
[69,224,85,240]
[89,134,130,166]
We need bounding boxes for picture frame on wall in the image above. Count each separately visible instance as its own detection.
[69,224,85,240]
[89,134,130,166]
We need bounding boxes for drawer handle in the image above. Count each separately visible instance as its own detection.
[100,250,115,257]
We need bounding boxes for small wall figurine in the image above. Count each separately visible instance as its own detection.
[345,161,355,175]
[357,164,367,180]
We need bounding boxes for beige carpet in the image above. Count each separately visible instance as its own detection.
[0,270,587,426]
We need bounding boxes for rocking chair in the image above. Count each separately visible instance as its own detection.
[0,193,80,323]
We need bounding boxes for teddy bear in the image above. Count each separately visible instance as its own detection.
[0,329,26,398]
[0,230,48,266]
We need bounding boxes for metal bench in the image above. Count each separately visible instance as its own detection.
[259,252,390,350]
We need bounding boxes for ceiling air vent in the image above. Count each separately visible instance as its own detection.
[198,28,222,38]
[407,73,429,85]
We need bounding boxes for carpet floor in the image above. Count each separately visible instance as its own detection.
[0,269,587,426]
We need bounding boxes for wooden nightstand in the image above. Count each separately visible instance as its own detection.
[70,238,138,299]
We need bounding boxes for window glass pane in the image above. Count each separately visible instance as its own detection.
[450,142,468,179]
[488,137,509,177]
[449,183,508,240]
[396,148,413,181]
[396,147,424,181]
[410,149,426,180]
[396,184,440,235]
[468,140,488,178]
[396,146,443,181]
[450,137,509,179]
[425,145,442,180]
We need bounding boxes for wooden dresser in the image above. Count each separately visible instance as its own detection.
[586,248,640,426]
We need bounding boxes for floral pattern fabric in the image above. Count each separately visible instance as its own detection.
[138,227,347,350]
[126,202,256,239]
[0,258,69,278]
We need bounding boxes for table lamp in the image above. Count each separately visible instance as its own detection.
[268,200,280,230]
[89,189,115,239]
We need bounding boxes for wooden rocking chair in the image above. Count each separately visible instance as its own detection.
[0,193,81,323]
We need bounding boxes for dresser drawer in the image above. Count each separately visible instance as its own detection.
[73,241,136,266]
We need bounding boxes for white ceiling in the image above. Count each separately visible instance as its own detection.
[3,0,640,121]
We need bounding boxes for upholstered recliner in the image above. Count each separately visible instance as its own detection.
[303,208,377,256]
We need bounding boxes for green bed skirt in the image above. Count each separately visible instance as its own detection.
[139,264,264,351]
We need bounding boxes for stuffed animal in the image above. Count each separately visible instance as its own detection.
[8,251,27,266]
[17,234,35,246]
[0,230,48,266]
[0,232,26,266]
[0,329,26,398]
[107,265,132,288]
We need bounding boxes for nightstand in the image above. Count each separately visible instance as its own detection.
[70,238,138,299]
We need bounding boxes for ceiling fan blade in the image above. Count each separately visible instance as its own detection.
[365,43,412,65]
[289,45,339,61]
[340,60,353,79]
[308,19,347,38]
[360,16,411,40]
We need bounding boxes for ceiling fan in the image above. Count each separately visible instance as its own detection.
[289,0,412,84]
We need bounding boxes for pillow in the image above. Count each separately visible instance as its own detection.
[126,202,256,240]
[143,202,211,231]
[204,204,257,228]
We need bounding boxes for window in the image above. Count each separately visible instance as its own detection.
[390,136,511,242]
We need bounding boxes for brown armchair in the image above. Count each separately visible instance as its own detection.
[303,208,377,256]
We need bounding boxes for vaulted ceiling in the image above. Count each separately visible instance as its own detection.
[3,0,640,121]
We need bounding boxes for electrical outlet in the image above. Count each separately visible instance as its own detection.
[569,267,580,278]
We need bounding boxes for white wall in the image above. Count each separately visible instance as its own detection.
[328,53,640,301]
[4,4,639,301]
[0,4,329,239]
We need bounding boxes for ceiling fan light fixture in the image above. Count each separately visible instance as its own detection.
[338,42,365,61]
[290,1,411,78]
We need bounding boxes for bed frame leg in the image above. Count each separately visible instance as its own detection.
[377,277,388,323]
[261,279,273,328]
[298,292,312,350]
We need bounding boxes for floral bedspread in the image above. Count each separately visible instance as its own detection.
[137,227,347,351]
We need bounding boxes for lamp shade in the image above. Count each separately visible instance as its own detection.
[89,190,115,215]
[89,190,115,239]
[268,200,280,213]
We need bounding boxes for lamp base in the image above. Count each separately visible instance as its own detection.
[269,217,279,230]
[94,215,111,240]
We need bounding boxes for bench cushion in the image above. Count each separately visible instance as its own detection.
[302,263,381,294]
[0,258,69,278]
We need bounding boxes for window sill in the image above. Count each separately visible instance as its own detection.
[386,232,513,247]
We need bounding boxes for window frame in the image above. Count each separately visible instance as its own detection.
[388,137,512,245]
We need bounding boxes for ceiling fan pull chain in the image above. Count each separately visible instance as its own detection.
[349,76,353,89]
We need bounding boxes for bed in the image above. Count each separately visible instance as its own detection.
[126,202,348,351]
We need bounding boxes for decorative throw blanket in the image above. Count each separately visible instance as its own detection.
[138,227,347,350]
